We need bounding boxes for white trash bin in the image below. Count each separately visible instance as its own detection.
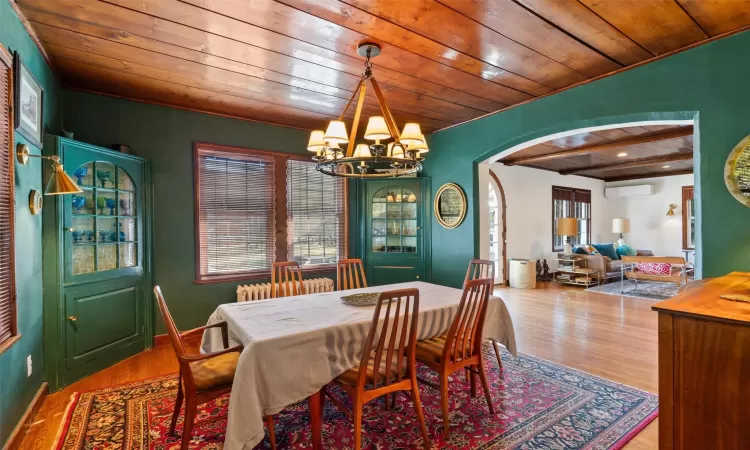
[509,259,537,289]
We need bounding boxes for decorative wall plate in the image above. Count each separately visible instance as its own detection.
[434,183,467,229]
[28,189,43,214]
[725,135,750,207]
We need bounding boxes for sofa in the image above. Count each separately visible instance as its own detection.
[573,244,654,283]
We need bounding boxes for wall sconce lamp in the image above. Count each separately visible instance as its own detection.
[666,203,678,216]
[16,144,83,195]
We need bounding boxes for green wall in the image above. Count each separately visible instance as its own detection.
[63,91,358,332]
[0,0,62,445]
[425,30,750,288]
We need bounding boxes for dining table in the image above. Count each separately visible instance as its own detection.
[200,281,517,450]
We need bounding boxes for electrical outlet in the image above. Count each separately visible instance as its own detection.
[26,355,32,377]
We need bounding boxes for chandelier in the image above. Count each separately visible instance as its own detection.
[307,42,428,178]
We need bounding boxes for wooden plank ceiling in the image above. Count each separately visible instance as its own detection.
[15,0,750,132]
[500,124,694,181]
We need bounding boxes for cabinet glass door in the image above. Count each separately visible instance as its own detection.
[66,160,141,281]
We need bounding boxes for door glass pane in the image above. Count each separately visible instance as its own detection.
[386,187,402,203]
[402,237,417,253]
[73,162,95,187]
[402,189,417,203]
[119,243,137,268]
[117,167,135,191]
[72,190,94,216]
[119,218,136,242]
[72,217,94,245]
[96,190,118,216]
[372,203,386,219]
[94,162,116,189]
[118,191,135,217]
[386,203,402,219]
[403,202,417,219]
[96,217,117,244]
[372,237,385,252]
[97,244,117,271]
[373,188,387,203]
[72,246,95,275]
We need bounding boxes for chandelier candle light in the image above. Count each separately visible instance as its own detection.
[307,43,427,178]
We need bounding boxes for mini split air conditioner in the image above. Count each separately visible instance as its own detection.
[604,184,654,198]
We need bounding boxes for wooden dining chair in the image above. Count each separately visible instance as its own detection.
[463,259,503,370]
[271,261,304,298]
[337,258,368,291]
[324,288,431,449]
[154,286,277,450]
[415,278,495,438]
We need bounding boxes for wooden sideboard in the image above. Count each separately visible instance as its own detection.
[652,272,750,449]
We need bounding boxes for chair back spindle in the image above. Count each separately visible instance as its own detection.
[444,278,492,364]
[464,259,495,287]
[271,261,304,298]
[337,258,368,291]
[358,289,419,389]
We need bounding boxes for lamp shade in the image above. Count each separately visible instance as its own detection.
[46,164,83,195]
[307,130,327,152]
[353,144,371,158]
[556,217,578,236]
[323,120,349,145]
[612,218,630,234]
[399,123,424,146]
[364,116,390,141]
[388,142,405,159]
[409,134,429,153]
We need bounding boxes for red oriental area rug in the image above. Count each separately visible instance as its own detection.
[55,345,657,449]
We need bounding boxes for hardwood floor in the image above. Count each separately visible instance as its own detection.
[18,282,658,449]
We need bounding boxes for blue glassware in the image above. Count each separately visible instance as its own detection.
[71,195,86,214]
[96,169,112,188]
[72,230,82,243]
[99,230,109,243]
[106,198,117,216]
[73,166,88,185]
[109,223,126,242]
[84,230,94,242]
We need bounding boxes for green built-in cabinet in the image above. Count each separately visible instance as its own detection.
[43,136,153,391]
[360,177,431,285]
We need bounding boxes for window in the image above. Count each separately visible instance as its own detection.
[194,143,347,281]
[488,183,500,278]
[552,186,591,251]
[0,44,16,347]
[682,186,694,249]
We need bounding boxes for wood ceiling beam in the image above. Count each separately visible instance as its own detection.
[504,126,693,165]
[559,152,693,175]
[602,169,693,183]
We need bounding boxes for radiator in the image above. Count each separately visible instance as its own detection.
[236,277,334,301]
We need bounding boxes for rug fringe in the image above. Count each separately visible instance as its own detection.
[52,393,80,450]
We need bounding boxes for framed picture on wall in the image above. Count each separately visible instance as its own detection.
[13,52,43,148]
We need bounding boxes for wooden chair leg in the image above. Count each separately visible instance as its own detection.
[493,340,503,370]
[309,391,322,450]
[169,383,184,436]
[180,397,197,450]
[439,373,450,438]
[353,396,363,450]
[477,356,495,414]
[470,366,478,398]
[410,380,431,449]
[266,415,277,450]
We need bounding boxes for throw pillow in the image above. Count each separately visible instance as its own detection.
[616,244,637,258]
[636,262,671,275]
[573,246,590,255]
[592,243,619,261]
[586,245,600,255]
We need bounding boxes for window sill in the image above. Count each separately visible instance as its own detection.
[194,265,337,285]
[0,333,22,356]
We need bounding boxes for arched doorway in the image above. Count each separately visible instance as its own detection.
[488,169,507,285]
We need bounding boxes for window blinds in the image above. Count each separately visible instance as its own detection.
[286,159,346,266]
[0,48,16,344]
[197,148,276,278]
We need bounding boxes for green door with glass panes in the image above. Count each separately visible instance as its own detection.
[43,137,151,390]
[363,178,431,286]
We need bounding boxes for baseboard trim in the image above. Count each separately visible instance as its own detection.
[2,381,48,450]
[153,333,202,347]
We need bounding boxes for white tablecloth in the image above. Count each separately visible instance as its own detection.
[201,281,517,450]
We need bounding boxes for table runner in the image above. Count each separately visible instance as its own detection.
[201,281,517,449]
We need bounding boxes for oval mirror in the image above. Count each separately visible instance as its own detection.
[434,183,467,229]
[725,135,750,208]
